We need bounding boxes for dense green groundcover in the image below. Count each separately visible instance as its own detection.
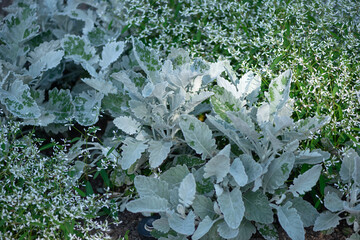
[0,0,359,239]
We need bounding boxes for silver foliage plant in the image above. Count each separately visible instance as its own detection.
[126,60,332,239]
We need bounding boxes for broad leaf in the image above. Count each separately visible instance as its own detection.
[47,88,74,123]
[218,188,245,229]
[153,216,170,233]
[237,220,257,240]
[313,211,341,231]
[324,192,344,212]
[160,165,190,188]
[276,201,305,240]
[81,77,117,95]
[289,164,322,197]
[113,116,141,135]
[263,152,295,193]
[148,140,173,168]
[239,154,263,184]
[0,80,41,119]
[192,195,216,220]
[120,137,148,169]
[180,114,216,159]
[179,173,196,207]
[203,145,231,183]
[217,221,239,239]
[62,34,98,65]
[192,216,214,240]
[295,149,330,165]
[230,158,248,187]
[100,41,125,69]
[127,196,169,213]
[73,90,103,126]
[134,176,169,200]
[340,149,360,183]
[243,191,273,224]
[289,198,319,227]
[168,211,196,236]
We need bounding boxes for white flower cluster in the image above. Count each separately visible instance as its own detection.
[121,0,360,140]
[0,121,118,239]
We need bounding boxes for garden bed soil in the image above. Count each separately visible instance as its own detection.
[97,210,353,240]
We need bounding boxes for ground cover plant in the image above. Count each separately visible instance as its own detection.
[0,0,359,239]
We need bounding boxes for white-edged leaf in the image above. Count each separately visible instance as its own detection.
[203,145,231,183]
[0,80,41,119]
[313,211,341,231]
[289,164,322,197]
[168,211,196,236]
[81,77,117,95]
[239,71,261,103]
[100,41,125,69]
[243,191,273,224]
[324,192,344,212]
[217,221,239,239]
[113,116,141,135]
[62,34,98,65]
[148,140,173,168]
[230,158,248,187]
[218,188,245,229]
[126,196,169,213]
[276,201,305,240]
[192,216,214,240]
[180,114,216,159]
[134,175,169,200]
[46,88,74,123]
[120,137,148,169]
[73,90,103,126]
[289,198,319,227]
[262,152,295,193]
[179,173,196,207]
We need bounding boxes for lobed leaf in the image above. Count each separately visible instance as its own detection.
[178,173,196,207]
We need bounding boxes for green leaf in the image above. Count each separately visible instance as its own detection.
[218,188,245,229]
[74,187,86,197]
[180,114,216,160]
[85,181,94,196]
[62,34,98,64]
[0,80,41,119]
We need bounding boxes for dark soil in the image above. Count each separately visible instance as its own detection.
[96,210,353,240]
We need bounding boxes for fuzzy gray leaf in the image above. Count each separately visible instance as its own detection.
[295,149,330,165]
[73,90,103,126]
[340,149,360,184]
[217,221,239,239]
[289,165,322,197]
[179,173,196,207]
[168,211,196,236]
[203,145,231,183]
[127,196,169,213]
[114,116,141,135]
[324,192,344,212]
[243,191,273,224]
[289,198,319,227]
[134,175,170,200]
[276,201,305,240]
[313,211,341,231]
[230,158,248,187]
[192,195,216,220]
[148,140,173,168]
[239,154,263,184]
[218,188,245,229]
[263,153,295,193]
[100,41,124,69]
[160,165,190,188]
[192,216,214,240]
[236,220,257,240]
[180,115,216,159]
[153,216,170,233]
[120,137,148,169]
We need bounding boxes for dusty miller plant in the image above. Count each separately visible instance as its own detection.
[126,65,331,240]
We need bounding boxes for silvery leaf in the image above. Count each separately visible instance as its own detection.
[192,216,214,240]
[340,148,360,184]
[192,195,216,220]
[218,188,245,229]
[120,137,148,169]
[203,145,231,183]
[168,211,196,236]
[160,165,190,188]
[180,114,216,159]
[113,116,141,135]
[230,158,248,187]
[153,216,170,233]
[134,175,169,200]
[126,196,169,213]
[289,198,319,227]
[256,223,279,240]
[217,221,239,239]
[295,149,330,165]
[47,88,74,123]
[73,90,103,126]
[148,140,173,168]
[324,192,344,212]
[81,77,117,95]
[313,211,341,231]
[100,41,125,69]
[276,201,305,240]
[236,220,257,240]
[179,173,196,207]
[239,154,263,184]
[289,165,322,197]
[243,191,273,224]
